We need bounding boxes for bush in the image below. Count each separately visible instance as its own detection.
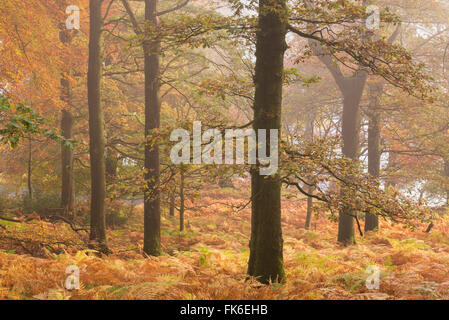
[61,199,134,228]
[21,191,61,216]
[0,196,19,211]
[105,200,134,228]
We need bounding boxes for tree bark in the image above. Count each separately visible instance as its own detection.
[247,0,287,284]
[365,86,381,232]
[143,0,162,256]
[87,0,108,251]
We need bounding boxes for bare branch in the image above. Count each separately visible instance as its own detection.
[157,0,189,16]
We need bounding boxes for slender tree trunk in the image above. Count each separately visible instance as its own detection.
[87,0,108,251]
[304,111,315,230]
[27,138,32,200]
[143,0,162,256]
[180,171,185,232]
[444,160,449,206]
[60,28,75,215]
[365,91,381,232]
[61,110,75,214]
[305,186,313,230]
[169,190,175,217]
[247,0,287,284]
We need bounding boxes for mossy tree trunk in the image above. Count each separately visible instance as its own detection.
[247,0,287,284]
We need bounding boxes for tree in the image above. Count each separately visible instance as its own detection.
[247,0,287,284]
[304,106,317,230]
[305,10,402,243]
[87,0,108,252]
[308,37,367,245]
[143,0,163,256]
[365,81,382,232]
[59,24,76,215]
[119,0,195,256]
[120,0,163,256]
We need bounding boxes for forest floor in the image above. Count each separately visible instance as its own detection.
[1,181,449,300]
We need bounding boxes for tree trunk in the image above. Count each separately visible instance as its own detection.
[304,110,315,230]
[247,0,286,284]
[337,74,367,245]
[61,110,75,214]
[87,0,108,251]
[27,138,32,200]
[444,160,449,206]
[169,190,175,217]
[305,186,313,230]
[365,89,381,232]
[179,171,185,232]
[143,0,162,256]
[60,28,75,216]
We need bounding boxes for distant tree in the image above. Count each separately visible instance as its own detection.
[59,23,76,216]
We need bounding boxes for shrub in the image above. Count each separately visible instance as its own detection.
[105,200,134,228]
[21,191,61,216]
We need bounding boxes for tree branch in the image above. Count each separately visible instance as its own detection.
[120,0,142,34]
[157,0,189,16]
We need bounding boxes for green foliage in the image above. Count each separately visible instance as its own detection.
[384,255,397,271]
[198,247,212,267]
[0,95,75,149]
